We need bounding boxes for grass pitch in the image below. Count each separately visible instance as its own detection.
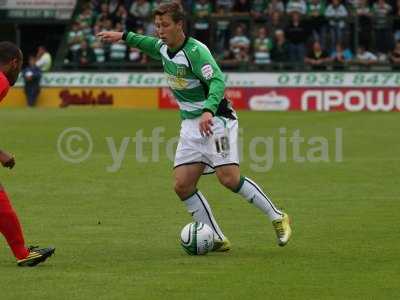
[0,108,398,300]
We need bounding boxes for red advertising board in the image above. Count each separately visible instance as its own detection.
[159,87,400,112]
[159,88,178,109]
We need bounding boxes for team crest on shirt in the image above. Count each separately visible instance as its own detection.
[201,64,213,80]
[176,65,186,77]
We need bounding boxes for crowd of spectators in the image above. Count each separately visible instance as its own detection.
[64,0,400,69]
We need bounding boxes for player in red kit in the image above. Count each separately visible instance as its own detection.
[0,41,55,266]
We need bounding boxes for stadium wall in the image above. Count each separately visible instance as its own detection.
[2,72,400,111]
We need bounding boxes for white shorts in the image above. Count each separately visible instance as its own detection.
[174,116,239,174]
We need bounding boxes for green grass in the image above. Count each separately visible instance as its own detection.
[0,108,398,300]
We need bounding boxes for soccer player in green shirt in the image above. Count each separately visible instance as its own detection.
[98,1,291,251]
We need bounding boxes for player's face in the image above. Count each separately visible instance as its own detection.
[155,14,183,48]
[7,50,23,86]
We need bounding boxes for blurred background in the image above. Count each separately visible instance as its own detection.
[1,0,399,110]
[2,0,400,71]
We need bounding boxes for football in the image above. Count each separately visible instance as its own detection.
[180,222,214,255]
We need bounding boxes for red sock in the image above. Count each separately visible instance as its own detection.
[0,189,29,259]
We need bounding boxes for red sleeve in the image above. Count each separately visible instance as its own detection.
[0,72,11,102]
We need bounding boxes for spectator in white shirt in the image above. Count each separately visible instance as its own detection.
[35,46,52,72]
[216,0,234,11]
[354,45,377,67]
[129,0,151,29]
[267,0,285,18]
[229,25,250,62]
[286,0,307,16]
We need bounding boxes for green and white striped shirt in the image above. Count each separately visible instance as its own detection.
[124,32,228,119]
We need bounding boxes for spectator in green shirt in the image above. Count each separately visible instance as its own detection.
[193,0,212,45]
[253,27,272,64]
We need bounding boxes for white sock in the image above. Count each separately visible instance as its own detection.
[235,176,283,221]
[183,190,226,241]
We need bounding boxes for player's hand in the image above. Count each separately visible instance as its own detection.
[96,31,124,43]
[0,150,15,169]
[199,112,214,137]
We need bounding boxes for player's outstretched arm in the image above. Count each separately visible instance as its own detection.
[98,31,162,60]
[0,150,15,169]
[96,31,123,43]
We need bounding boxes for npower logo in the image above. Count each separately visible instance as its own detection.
[301,89,400,111]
